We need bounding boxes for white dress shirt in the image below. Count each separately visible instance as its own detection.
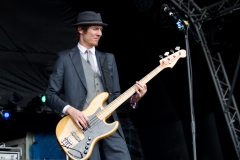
[78,43,99,72]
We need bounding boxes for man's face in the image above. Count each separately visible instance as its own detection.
[78,26,103,48]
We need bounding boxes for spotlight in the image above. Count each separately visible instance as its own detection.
[41,95,46,103]
[0,110,11,120]
[27,94,47,113]
[154,7,173,29]
[8,92,23,109]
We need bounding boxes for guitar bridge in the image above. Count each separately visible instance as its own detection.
[61,137,74,148]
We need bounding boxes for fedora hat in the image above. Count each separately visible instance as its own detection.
[72,11,108,27]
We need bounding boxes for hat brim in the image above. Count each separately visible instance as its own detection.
[72,22,108,27]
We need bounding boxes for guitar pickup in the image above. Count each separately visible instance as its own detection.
[71,131,81,142]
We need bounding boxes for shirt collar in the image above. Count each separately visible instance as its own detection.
[77,43,95,55]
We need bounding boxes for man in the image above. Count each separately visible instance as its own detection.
[46,11,147,160]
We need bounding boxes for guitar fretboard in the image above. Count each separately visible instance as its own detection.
[96,49,186,119]
[96,65,163,119]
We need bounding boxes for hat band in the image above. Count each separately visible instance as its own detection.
[77,21,104,24]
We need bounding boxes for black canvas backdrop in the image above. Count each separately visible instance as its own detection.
[0,0,238,159]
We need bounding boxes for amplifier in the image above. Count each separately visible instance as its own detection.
[0,151,20,160]
[0,147,21,160]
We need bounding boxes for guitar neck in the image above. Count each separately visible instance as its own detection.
[96,49,186,119]
[97,65,163,119]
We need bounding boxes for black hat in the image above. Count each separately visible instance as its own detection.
[72,11,108,27]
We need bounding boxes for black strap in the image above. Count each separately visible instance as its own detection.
[101,54,113,94]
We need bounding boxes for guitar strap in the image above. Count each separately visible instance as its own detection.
[101,53,113,95]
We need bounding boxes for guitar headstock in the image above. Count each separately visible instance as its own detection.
[159,48,186,68]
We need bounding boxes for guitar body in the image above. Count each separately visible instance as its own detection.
[56,92,119,160]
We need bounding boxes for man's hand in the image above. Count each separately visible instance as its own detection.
[66,106,89,129]
[134,81,147,102]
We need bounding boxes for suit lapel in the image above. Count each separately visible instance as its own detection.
[96,50,106,73]
[69,46,87,89]
[96,50,107,89]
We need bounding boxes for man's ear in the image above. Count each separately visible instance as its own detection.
[78,26,83,34]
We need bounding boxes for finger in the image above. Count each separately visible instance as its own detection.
[139,83,147,92]
[136,90,142,97]
[79,117,88,129]
[141,84,147,90]
[75,119,83,129]
[78,118,85,128]
[80,111,89,122]
[136,81,145,88]
[135,85,141,93]
[135,83,144,91]
[136,81,142,87]
[82,114,90,125]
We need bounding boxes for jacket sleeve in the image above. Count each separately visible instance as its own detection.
[45,53,68,115]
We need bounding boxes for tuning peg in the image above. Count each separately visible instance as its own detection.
[164,52,169,56]
[159,55,163,59]
[175,46,180,50]
[170,49,174,54]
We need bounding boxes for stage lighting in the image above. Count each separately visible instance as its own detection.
[173,16,185,31]
[26,94,53,114]
[0,110,11,120]
[41,95,46,103]
[154,7,175,29]
[27,94,46,113]
[8,92,23,109]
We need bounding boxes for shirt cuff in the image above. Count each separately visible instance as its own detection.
[62,105,70,115]
[130,95,137,109]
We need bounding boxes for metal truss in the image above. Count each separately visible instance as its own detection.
[170,0,240,158]
[170,0,240,26]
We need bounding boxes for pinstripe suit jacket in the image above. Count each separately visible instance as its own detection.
[46,45,128,138]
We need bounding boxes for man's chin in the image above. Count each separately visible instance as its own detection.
[92,42,98,46]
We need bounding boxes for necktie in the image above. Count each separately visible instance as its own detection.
[86,50,95,72]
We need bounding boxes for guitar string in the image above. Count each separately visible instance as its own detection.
[81,87,135,132]
[82,65,163,131]
[95,56,178,122]
[99,53,180,121]
[79,57,176,130]
[82,90,132,132]
[82,64,167,131]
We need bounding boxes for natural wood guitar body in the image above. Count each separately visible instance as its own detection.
[56,92,119,160]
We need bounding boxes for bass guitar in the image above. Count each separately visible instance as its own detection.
[56,49,186,160]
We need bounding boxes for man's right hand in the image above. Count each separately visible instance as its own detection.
[66,106,89,129]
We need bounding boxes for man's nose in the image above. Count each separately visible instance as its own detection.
[97,29,102,36]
